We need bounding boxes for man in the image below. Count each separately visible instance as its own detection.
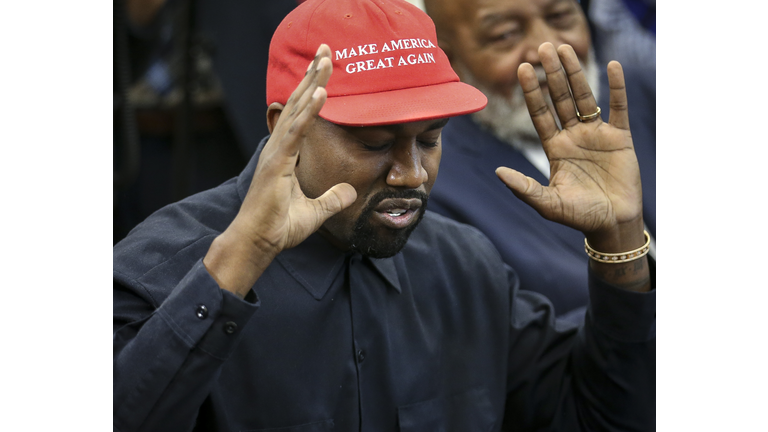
[423,0,656,321]
[113,0,655,430]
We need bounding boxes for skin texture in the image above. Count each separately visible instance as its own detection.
[203,45,446,296]
[497,43,649,291]
[425,0,649,289]
[425,0,591,99]
[203,43,650,298]
[284,117,444,255]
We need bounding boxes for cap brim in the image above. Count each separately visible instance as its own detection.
[318,81,487,127]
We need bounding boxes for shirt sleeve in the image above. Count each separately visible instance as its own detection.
[113,259,260,432]
[502,261,656,431]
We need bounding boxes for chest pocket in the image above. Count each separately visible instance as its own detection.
[397,386,496,432]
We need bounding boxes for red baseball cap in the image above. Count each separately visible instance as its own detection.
[267,0,487,126]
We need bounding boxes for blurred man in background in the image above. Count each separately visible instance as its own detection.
[424,0,656,322]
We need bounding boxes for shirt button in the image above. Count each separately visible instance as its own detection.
[195,305,208,319]
[356,349,366,363]
[224,321,238,334]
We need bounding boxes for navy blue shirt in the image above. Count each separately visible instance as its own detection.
[113,137,655,431]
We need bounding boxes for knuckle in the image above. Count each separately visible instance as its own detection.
[573,89,593,101]
[551,90,573,104]
[530,104,549,118]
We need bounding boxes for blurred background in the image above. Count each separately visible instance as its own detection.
[114,0,299,243]
[113,0,654,244]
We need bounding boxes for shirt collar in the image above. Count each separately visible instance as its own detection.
[243,137,402,299]
[365,255,402,294]
[276,234,403,300]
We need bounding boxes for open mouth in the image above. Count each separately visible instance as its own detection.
[372,198,423,229]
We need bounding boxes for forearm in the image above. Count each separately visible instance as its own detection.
[113,260,259,431]
[569,272,656,430]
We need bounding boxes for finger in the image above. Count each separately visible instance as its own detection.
[538,42,578,128]
[518,62,559,144]
[269,47,333,162]
[557,44,600,125]
[257,83,328,183]
[495,167,556,216]
[280,84,328,160]
[606,60,630,131]
[315,44,333,87]
[290,46,334,115]
[310,183,358,227]
[283,44,327,110]
[278,46,332,135]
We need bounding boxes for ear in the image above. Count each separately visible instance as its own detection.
[266,102,301,167]
[266,102,285,134]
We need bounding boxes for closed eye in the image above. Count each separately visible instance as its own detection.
[360,140,394,151]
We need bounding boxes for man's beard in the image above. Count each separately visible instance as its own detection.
[455,51,601,150]
[349,189,428,259]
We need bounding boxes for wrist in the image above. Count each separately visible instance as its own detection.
[584,217,646,254]
[203,229,279,298]
[584,217,651,293]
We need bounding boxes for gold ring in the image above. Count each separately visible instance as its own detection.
[577,106,601,122]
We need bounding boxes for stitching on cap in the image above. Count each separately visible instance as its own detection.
[304,0,332,55]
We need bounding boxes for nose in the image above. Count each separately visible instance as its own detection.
[522,19,562,65]
[386,141,428,189]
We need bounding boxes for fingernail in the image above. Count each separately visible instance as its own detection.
[312,87,323,99]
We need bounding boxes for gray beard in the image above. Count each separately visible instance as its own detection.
[455,52,601,151]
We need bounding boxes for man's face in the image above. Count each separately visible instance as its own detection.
[439,0,591,99]
[295,117,446,258]
[430,0,594,143]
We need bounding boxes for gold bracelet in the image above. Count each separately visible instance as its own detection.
[584,230,650,264]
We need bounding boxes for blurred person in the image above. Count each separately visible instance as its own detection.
[113,0,655,430]
[589,0,655,71]
[114,0,300,244]
[424,0,655,321]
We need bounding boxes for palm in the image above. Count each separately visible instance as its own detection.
[497,43,643,235]
[231,45,356,256]
[540,122,641,233]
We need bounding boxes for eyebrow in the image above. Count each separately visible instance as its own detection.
[478,0,572,27]
[478,12,516,28]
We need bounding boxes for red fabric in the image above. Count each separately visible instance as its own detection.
[267,0,486,126]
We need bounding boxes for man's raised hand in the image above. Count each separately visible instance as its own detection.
[204,45,357,297]
[496,42,645,253]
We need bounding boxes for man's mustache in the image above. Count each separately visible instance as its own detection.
[361,189,429,213]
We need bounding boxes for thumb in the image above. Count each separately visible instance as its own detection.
[496,167,550,211]
[312,182,358,222]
